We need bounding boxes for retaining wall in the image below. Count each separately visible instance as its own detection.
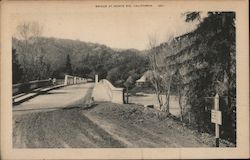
[92,79,124,104]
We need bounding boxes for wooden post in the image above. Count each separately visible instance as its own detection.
[214,93,220,147]
[95,75,98,83]
[122,88,125,104]
[74,77,77,84]
[64,75,68,85]
[126,87,129,104]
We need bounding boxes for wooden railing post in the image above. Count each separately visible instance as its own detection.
[64,75,68,85]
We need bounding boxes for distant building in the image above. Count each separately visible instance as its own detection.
[136,75,146,86]
[136,70,153,86]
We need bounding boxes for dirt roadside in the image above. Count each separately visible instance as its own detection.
[13,108,125,148]
[13,101,234,148]
[83,102,235,147]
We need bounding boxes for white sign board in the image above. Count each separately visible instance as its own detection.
[211,110,222,125]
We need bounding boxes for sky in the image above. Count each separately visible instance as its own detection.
[10,2,200,50]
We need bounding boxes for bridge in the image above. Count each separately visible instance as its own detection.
[13,75,124,110]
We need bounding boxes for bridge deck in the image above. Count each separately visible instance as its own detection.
[13,83,94,114]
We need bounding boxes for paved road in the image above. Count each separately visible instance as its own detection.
[13,83,94,115]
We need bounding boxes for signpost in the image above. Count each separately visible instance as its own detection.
[211,110,222,125]
[211,93,222,147]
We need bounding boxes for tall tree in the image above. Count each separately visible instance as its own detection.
[12,48,23,84]
[65,54,73,75]
[185,12,236,110]
[184,12,236,140]
[147,35,163,108]
[14,21,45,81]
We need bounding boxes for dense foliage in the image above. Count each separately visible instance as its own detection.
[147,12,236,143]
[185,12,236,143]
[12,37,148,87]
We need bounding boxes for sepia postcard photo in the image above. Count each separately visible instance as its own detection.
[0,0,249,159]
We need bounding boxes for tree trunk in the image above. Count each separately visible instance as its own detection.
[165,75,172,114]
[156,86,163,109]
[152,76,162,109]
[227,52,232,115]
[164,94,169,113]
[126,87,129,104]
[178,88,183,122]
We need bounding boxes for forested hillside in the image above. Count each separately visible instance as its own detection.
[12,37,148,86]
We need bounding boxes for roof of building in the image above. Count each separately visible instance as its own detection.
[136,75,146,83]
[136,70,154,83]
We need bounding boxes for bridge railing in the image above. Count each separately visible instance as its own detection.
[13,79,52,96]
[13,75,87,96]
[64,75,87,85]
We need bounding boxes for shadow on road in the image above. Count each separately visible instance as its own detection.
[40,91,68,95]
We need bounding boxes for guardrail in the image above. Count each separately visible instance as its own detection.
[13,79,52,96]
[13,75,87,96]
[64,75,87,85]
